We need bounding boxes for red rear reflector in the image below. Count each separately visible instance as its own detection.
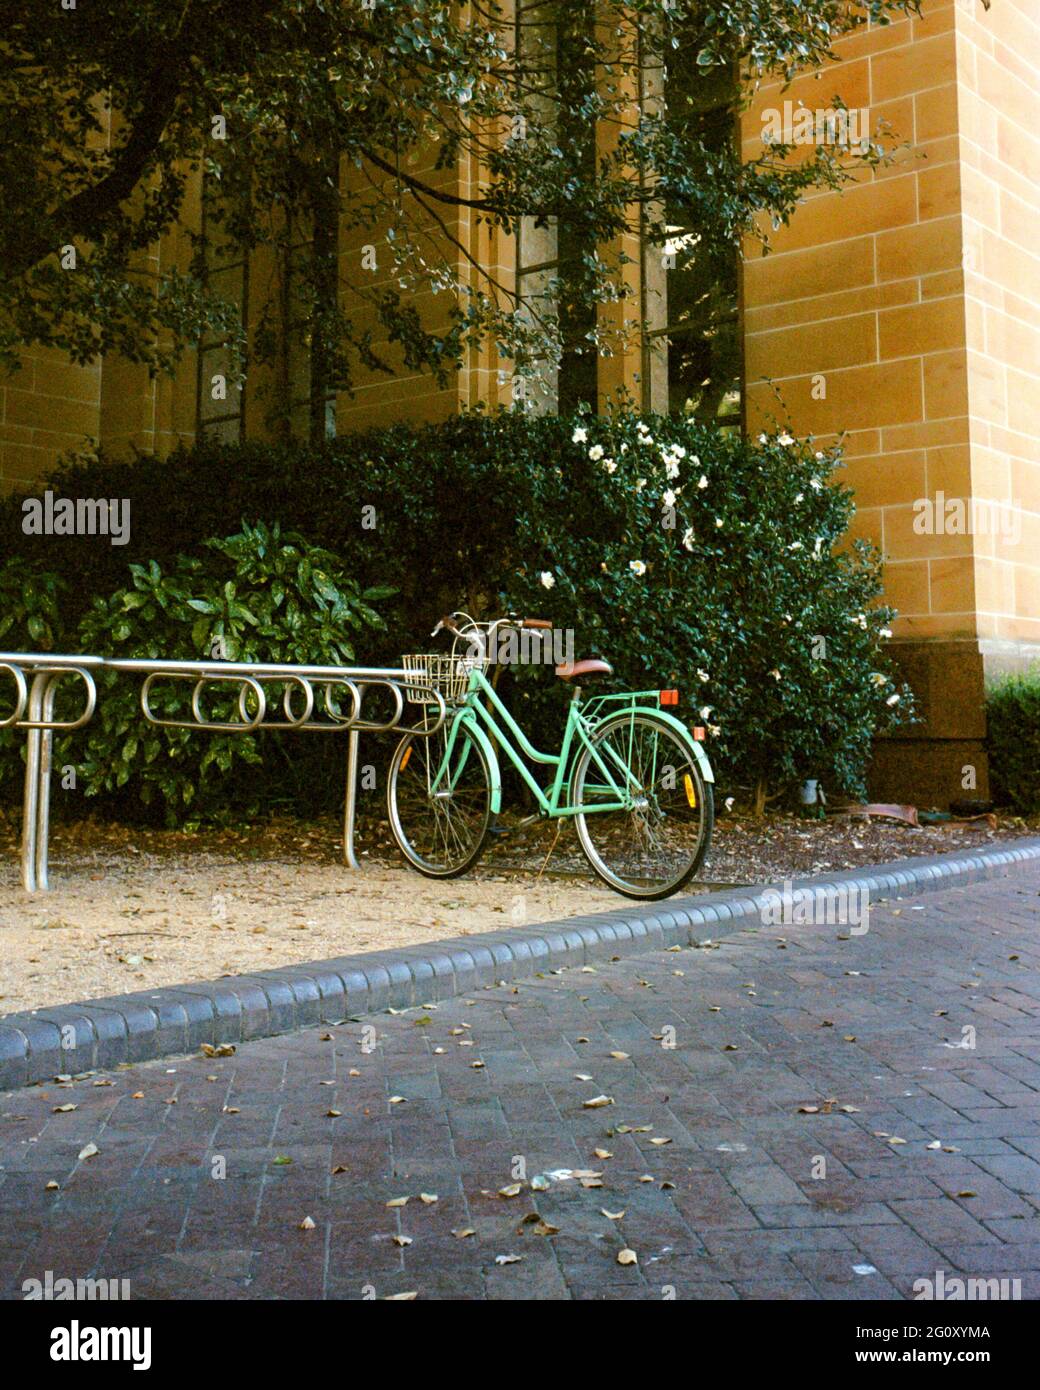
[659,689,679,707]
[692,726,706,741]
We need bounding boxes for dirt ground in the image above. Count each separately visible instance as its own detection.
[0,807,1034,1016]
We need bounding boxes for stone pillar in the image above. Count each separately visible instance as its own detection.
[740,0,1040,807]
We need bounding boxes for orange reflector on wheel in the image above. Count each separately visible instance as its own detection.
[692,726,705,741]
[683,773,697,808]
[660,688,679,707]
[400,745,412,771]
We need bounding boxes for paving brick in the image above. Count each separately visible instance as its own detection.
[1,860,1039,1299]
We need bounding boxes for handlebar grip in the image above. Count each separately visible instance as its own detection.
[523,618,553,630]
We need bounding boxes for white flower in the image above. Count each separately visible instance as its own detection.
[696,669,710,683]
[690,455,700,467]
[769,669,782,681]
[683,527,696,551]
[588,444,604,461]
[636,477,647,491]
[665,460,681,480]
[810,478,823,491]
[629,560,647,577]
[789,541,803,551]
[724,796,735,811]
[603,459,617,474]
[794,492,804,504]
[879,627,892,639]
[637,420,651,434]
[539,571,555,590]
[708,724,721,738]
[620,442,628,454]
[699,705,713,720]
[758,433,768,444]
[669,444,687,460]
[715,517,724,528]
[886,692,901,706]
[662,489,677,508]
[870,673,889,686]
[697,474,708,490]
[813,537,824,559]
[572,427,588,444]
[778,432,796,447]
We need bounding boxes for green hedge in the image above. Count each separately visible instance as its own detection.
[0,411,913,821]
[986,668,1040,814]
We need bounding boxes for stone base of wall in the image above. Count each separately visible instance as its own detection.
[868,638,988,809]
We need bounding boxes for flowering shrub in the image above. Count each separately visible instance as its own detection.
[502,411,914,811]
[1,413,912,821]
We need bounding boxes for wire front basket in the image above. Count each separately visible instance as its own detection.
[402,651,488,705]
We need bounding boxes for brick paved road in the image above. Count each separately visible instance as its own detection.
[2,866,1040,1301]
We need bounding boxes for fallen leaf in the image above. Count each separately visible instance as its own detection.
[593,1148,613,1160]
[498,1183,523,1198]
[452,1228,475,1239]
[386,1197,409,1208]
[392,1235,413,1247]
[583,1095,614,1109]
[77,1142,99,1161]
[495,1254,523,1265]
[601,1209,625,1221]
[383,1291,417,1300]
[52,1104,77,1114]
[298,1216,316,1231]
[617,1248,638,1266]
[609,1052,629,1060]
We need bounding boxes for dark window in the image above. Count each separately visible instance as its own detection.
[196,181,247,441]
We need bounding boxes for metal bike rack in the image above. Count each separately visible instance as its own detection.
[0,652,443,892]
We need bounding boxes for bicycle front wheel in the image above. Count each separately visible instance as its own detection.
[387,720,492,878]
[571,712,713,900]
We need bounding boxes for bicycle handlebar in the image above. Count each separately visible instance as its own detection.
[431,612,552,638]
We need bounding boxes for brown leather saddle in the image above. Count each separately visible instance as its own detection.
[554,658,613,682]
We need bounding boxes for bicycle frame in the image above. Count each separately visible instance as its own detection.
[426,665,713,819]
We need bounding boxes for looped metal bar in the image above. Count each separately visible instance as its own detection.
[1,649,442,890]
[4,662,97,731]
[0,661,28,729]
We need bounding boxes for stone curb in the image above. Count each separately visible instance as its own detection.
[3,838,1040,1091]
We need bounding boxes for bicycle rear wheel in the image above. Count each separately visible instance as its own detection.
[570,711,713,899]
[387,721,492,878]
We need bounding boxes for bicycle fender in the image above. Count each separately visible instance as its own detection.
[456,711,503,813]
[610,707,716,784]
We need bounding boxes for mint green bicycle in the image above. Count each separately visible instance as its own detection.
[388,613,714,900]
